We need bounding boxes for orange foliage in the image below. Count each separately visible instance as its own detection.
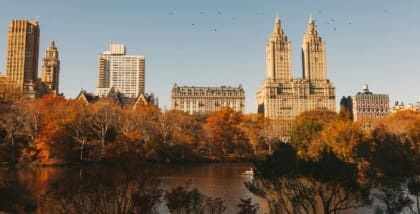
[29,95,71,164]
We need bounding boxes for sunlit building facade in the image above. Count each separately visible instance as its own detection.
[171,84,245,114]
[96,43,145,98]
[41,41,60,95]
[256,17,336,141]
[5,20,40,93]
[351,85,389,130]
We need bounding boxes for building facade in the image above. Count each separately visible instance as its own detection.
[171,84,245,114]
[41,41,60,95]
[96,43,145,98]
[351,85,389,130]
[5,20,40,93]
[390,98,420,113]
[256,17,336,141]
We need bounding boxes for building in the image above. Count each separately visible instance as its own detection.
[391,98,420,113]
[0,74,6,100]
[41,41,60,95]
[96,43,145,98]
[351,85,389,130]
[77,88,156,108]
[256,17,336,141]
[171,84,245,114]
[5,20,40,94]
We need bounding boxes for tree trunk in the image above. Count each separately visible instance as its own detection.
[182,146,185,160]
[80,139,85,161]
[101,133,106,157]
[10,137,15,164]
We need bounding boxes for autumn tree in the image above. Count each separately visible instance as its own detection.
[247,144,370,214]
[290,110,337,159]
[238,114,264,155]
[89,99,119,158]
[65,100,91,161]
[0,101,33,164]
[312,119,365,163]
[30,95,72,164]
[134,104,161,159]
[204,107,247,158]
[260,118,281,155]
[164,110,196,160]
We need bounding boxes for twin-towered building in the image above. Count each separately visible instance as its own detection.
[170,16,336,125]
[256,17,336,141]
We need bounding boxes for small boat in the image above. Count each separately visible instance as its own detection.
[241,168,254,176]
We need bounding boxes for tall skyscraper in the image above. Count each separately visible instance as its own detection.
[5,20,40,93]
[171,84,245,114]
[256,17,336,141]
[41,41,60,95]
[96,43,145,98]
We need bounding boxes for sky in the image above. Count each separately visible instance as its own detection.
[0,0,419,112]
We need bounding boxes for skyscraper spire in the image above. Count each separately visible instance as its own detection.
[273,15,281,35]
[41,40,60,95]
[302,16,326,80]
[266,15,292,81]
[306,16,317,36]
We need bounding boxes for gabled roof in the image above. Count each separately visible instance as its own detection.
[76,89,99,104]
[132,93,155,108]
[106,87,124,105]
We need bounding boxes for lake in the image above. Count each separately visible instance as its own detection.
[0,163,265,213]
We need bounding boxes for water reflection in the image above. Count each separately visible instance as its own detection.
[0,163,262,213]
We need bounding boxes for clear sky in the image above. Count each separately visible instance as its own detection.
[1,0,419,112]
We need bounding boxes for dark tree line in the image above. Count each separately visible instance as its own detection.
[247,109,420,213]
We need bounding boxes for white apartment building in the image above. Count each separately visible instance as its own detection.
[96,43,145,98]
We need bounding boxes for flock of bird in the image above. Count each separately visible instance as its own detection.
[166,9,389,33]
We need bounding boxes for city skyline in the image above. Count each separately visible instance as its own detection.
[0,0,419,112]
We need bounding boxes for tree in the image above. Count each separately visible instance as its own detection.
[247,148,370,214]
[203,107,247,158]
[134,104,161,159]
[237,198,260,214]
[239,114,264,155]
[290,110,337,159]
[314,119,365,163]
[164,110,196,160]
[30,95,72,164]
[0,101,33,164]
[65,101,91,161]
[89,99,119,158]
[407,177,420,214]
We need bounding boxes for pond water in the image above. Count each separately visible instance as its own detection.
[2,162,413,213]
[0,163,265,213]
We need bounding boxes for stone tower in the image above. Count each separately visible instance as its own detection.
[266,16,292,81]
[41,41,60,94]
[256,16,336,141]
[302,16,327,81]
